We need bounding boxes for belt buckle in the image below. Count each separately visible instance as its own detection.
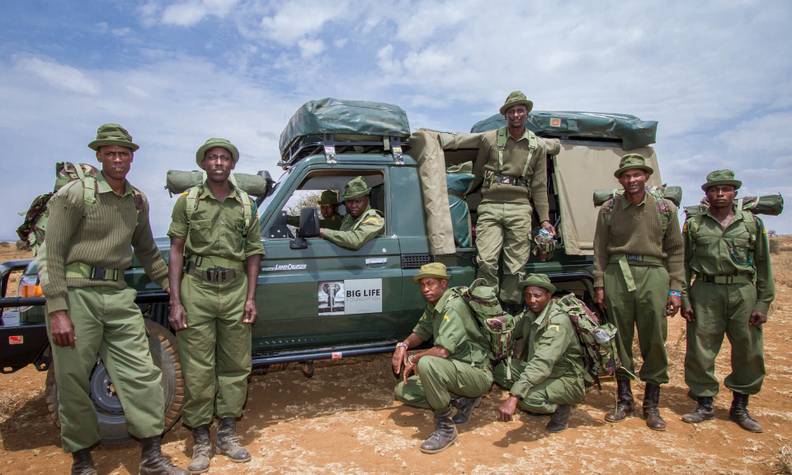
[626,255,641,263]
[91,267,106,280]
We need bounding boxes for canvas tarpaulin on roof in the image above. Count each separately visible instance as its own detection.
[553,144,661,255]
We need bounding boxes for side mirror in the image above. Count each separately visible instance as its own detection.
[290,208,319,250]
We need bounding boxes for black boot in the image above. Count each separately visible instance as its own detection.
[451,396,482,424]
[729,392,763,433]
[139,436,188,475]
[681,396,715,424]
[187,425,212,474]
[70,448,97,475]
[216,417,251,463]
[604,378,634,422]
[546,405,572,433]
[642,383,666,431]
[419,408,458,454]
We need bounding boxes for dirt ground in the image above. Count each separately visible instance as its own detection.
[1,240,791,474]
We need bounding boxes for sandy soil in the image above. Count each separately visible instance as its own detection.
[1,240,790,474]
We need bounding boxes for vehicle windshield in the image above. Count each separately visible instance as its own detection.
[258,169,289,213]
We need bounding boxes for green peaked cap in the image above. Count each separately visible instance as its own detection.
[319,189,339,205]
[702,169,742,191]
[88,123,139,151]
[413,262,448,283]
[195,137,240,166]
[614,153,654,178]
[342,176,371,200]
[519,273,556,294]
[499,90,533,115]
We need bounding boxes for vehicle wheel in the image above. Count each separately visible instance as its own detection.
[44,319,184,445]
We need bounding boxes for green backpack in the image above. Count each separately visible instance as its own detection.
[16,162,142,255]
[448,279,516,376]
[554,293,621,389]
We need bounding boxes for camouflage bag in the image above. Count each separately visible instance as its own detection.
[15,162,137,255]
[448,279,516,376]
[554,293,620,389]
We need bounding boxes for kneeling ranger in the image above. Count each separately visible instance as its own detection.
[42,124,185,475]
[392,263,493,454]
[681,170,774,432]
[168,138,264,472]
[495,274,586,433]
[319,176,384,249]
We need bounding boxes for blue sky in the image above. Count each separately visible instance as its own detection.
[1,0,791,239]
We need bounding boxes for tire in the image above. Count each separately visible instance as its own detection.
[45,319,184,445]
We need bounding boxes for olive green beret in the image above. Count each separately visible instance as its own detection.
[519,273,556,294]
[499,90,533,115]
[319,190,339,205]
[614,153,653,178]
[413,262,448,283]
[701,169,742,191]
[88,123,139,152]
[195,137,239,167]
[342,176,371,200]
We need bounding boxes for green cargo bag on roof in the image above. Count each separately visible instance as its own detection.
[165,170,270,198]
[279,98,411,159]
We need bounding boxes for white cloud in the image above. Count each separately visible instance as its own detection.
[298,38,325,59]
[161,0,239,26]
[14,56,100,96]
[259,1,347,45]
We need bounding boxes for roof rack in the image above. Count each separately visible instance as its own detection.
[278,134,409,169]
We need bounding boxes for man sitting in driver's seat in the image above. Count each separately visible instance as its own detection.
[288,189,343,231]
[319,176,384,250]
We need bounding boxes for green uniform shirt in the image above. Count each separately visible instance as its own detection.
[472,127,550,222]
[321,205,384,250]
[412,288,492,368]
[509,300,586,399]
[683,207,774,313]
[42,173,168,314]
[593,192,685,291]
[168,183,264,261]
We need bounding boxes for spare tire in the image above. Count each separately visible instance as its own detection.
[45,319,184,445]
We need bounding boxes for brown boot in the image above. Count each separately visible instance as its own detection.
[70,448,97,475]
[139,436,188,475]
[420,408,458,454]
[604,378,634,422]
[643,383,666,431]
[217,417,251,463]
[187,425,212,474]
[729,392,763,433]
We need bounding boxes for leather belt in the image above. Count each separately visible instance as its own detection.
[65,262,123,281]
[699,274,753,285]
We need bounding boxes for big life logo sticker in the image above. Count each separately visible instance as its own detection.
[318,279,382,316]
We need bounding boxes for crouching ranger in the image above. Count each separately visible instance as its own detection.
[392,263,493,454]
[681,170,775,432]
[319,176,384,250]
[168,138,264,473]
[494,274,586,433]
[42,124,186,475]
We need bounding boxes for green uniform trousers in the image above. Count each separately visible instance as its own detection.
[493,360,585,414]
[177,274,251,428]
[476,202,532,305]
[604,263,669,385]
[685,281,764,397]
[394,356,492,413]
[48,287,164,453]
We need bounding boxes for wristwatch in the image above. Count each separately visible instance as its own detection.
[396,342,409,350]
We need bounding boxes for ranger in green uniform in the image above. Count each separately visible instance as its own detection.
[287,189,343,230]
[494,274,586,433]
[319,176,384,250]
[680,170,774,433]
[392,263,493,454]
[593,154,684,431]
[471,91,556,307]
[168,138,264,473]
[42,124,186,475]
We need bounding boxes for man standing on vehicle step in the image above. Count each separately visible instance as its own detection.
[41,123,186,474]
[681,170,774,432]
[494,274,586,433]
[471,90,556,309]
[168,137,264,473]
[319,176,384,250]
[593,154,684,431]
[392,263,493,454]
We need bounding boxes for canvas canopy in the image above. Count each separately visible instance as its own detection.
[279,98,411,158]
[471,111,657,150]
[553,144,661,255]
